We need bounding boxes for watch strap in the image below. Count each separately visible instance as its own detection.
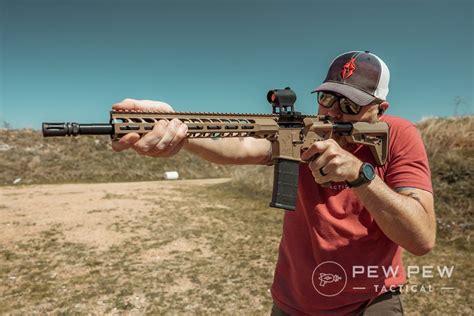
[346,162,374,188]
[346,176,367,188]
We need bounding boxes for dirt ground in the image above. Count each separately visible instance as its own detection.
[1,180,471,315]
[0,179,282,314]
[0,179,231,249]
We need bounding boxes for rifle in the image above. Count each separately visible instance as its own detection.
[42,88,389,211]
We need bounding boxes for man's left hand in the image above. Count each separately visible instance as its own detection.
[301,139,363,184]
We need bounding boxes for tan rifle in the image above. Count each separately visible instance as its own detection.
[42,88,389,210]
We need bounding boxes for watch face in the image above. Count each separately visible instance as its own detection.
[362,163,376,180]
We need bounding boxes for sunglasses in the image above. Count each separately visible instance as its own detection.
[317,91,380,115]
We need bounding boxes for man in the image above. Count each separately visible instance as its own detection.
[112,51,436,315]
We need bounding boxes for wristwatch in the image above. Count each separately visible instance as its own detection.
[346,162,376,188]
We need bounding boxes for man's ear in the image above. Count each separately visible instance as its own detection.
[378,101,389,116]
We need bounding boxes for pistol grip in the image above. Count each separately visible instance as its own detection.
[301,153,332,189]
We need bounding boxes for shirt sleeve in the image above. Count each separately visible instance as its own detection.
[384,124,433,193]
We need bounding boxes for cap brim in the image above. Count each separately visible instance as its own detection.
[312,82,376,106]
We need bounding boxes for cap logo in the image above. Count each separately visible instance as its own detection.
[341,58,356,79]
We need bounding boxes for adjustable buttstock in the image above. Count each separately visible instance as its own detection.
[347,122,389,166]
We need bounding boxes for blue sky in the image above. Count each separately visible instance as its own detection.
[1,0,472,128]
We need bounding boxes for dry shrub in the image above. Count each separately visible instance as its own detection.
[418,116,474,158]
[417,116,473,243]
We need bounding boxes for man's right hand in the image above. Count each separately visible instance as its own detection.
[111,98,188,158]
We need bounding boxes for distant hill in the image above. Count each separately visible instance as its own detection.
[1,116,472,243]
[0,130,234,185]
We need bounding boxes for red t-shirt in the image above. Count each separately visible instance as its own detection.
[271,115,432,315]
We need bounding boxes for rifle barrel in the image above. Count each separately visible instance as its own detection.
[42,122,113,137]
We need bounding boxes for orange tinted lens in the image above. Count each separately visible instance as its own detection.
[318,92,336,108]
[339,98,361,114]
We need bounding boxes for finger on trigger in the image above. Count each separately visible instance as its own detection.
[301,141,327,161]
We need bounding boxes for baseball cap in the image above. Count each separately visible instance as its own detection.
[312,51,390,106]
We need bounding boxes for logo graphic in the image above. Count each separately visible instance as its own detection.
[319,273,342,287]
[341,58,356,79]
[312,261,347,297]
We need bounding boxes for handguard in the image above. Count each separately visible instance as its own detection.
[42,87,389,211]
